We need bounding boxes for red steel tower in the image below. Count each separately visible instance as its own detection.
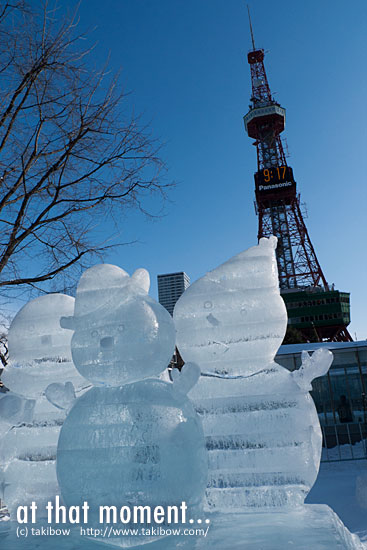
[243,14,352,342]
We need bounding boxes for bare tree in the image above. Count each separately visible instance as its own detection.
[0,311,10,367]
[0,2,170,297]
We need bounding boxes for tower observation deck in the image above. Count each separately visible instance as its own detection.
[243,15,352,343]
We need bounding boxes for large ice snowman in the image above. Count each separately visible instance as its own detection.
[57,264,207,540]
[0,293,87,518]
[174,237,333,510]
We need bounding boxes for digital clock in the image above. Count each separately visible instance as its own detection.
[255,166,295,188]
[254,165,296,204]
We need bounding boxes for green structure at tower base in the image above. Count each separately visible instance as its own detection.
[282,289,351,343]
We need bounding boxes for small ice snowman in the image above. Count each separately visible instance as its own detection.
[57,264,207,543]
[174,237,333,510]
[0,293,87,518]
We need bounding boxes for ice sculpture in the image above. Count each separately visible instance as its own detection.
[57,265,207,542]
[0,294,87,518]
[174,236,333,510]
[0,391,35,439]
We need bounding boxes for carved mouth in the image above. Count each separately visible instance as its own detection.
[194,333,283,348]
[100,336,114,350]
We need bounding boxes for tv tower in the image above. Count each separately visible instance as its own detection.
[243,8,352,343]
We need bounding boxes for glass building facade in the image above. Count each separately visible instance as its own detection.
[276,341,367,461]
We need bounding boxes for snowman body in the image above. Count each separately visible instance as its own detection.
[189,367,321,509]
[174,237,332,510]
[58,380,206,517]
[56,265,207,540]
[0,294,86,517]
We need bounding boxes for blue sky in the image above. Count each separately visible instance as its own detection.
[22,1,367,337]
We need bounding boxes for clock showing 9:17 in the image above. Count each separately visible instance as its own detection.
[255,165,295,187]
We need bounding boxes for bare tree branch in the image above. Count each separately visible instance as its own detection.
[0,1,171,296]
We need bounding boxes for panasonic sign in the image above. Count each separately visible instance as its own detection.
[258,182,293,191]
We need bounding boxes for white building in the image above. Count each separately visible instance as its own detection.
[157,272,190,316]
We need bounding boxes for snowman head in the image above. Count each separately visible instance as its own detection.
[1,294,75,396]
[61,264,176,386]
[174,237,287,375]
[8,294,75,364]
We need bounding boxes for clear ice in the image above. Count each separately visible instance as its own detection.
[56,265,207,542]
[0,293,87,518]
[0,242,364,550]
[173,236,363,548]
[174,236,334,509]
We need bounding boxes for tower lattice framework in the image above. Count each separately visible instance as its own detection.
[243,43,352,343]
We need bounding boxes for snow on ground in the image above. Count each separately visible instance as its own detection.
[307,452,367,545]
[321,441,367,461]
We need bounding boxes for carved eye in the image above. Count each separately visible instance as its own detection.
[204,301,213,310]
[117,324,125,333]
[91,330,99,338]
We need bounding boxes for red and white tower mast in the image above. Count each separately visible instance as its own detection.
[243,10,352,342]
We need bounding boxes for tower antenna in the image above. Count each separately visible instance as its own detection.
[247,4,256,50]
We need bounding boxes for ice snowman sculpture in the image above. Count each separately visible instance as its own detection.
[174,237,333,510]
[57,264,207,536]
[0,294,86,518]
